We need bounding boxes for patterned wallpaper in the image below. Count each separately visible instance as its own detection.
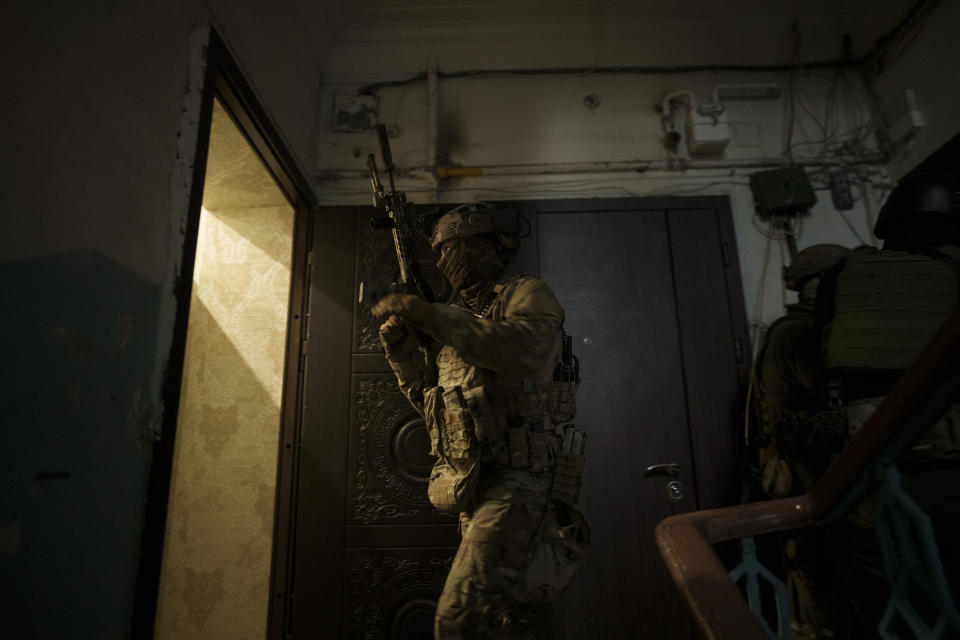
[155,100,294,640]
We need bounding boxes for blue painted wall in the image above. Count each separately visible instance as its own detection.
[0,250,159,638]
[0,3,339,637]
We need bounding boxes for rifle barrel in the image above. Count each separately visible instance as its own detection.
[376,124,393,170]
[376,124,397,192]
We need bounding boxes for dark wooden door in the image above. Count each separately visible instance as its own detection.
[281,197,748,639]
[535,198,749,639]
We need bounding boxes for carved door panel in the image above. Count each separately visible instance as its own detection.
[284,199,746,639]
[341,207,458,639]
[287,204,539,639]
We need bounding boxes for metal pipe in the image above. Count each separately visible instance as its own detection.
[439,160,654,177]
[858,178,880,247]
[317,155,886,182]
[426,60,439,204]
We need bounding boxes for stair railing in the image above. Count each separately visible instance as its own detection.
[655,309,960,640]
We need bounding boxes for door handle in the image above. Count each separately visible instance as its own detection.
[643,463,680,478]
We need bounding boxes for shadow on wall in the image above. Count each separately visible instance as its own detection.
[0,248,160,639]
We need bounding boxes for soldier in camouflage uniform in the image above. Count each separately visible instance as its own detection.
[808,170,960,636]
[750,244,852,639]
[754,243,852,498]
[372,203,588,639]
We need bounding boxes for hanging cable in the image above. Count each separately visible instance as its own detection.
[838,208,869,245]
[784,22,801,162]
[743,226,775,445]
[778,236,788,308]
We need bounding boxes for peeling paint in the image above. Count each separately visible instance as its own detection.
[151,25,211,441]
[332,93,379,132]
[437,106,465,167]
[129,386,154,456]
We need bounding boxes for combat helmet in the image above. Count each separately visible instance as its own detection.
[874,170,960,239]
[430,202,520,252]
[783,243,852,291]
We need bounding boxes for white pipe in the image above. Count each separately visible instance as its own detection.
[426,59,439,204]
[661,90,695,119]
[711,83,781,104]
[858,178,880,247]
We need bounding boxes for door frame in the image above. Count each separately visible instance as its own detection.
[131,26,316,639]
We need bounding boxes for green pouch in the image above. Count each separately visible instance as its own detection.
[517,503,591,603]
[529,430,552,473]
[427,460,478,513]
[442,408,476,463]
[551,452,585,504]
[549,381,577,424]
[424,387,442,456]
[461,385,505,443]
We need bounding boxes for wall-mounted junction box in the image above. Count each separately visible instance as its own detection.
[750,166,818,216]
[685,104,731,155]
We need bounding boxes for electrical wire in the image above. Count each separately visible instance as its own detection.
[778,237,788,307]
[838,208,869,245]
[789,74,880,168]
[784,22,801,162]
[317,174,758,200]
[354,0,936,96]
[778,62,886,218]
[743,226,775,445]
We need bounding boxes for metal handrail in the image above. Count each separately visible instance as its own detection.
[655,309,960,640]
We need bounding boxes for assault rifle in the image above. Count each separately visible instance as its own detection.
[362,124,436,304]
[553,331,581,384]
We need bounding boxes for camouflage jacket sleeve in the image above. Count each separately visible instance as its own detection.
[754,314,822,433]
[426,277,564,375]
[384,340,438,417]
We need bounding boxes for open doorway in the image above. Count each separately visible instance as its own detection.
[153,97,295,639]
[133,29,314,640]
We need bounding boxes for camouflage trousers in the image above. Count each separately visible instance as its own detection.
[434,468,551,640]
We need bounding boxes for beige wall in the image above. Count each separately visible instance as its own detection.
[155,100,294,639]
[318,49,884,331]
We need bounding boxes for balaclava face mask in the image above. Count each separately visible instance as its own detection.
[436,234,505,312]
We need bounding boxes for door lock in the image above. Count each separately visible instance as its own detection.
[646,463,684,502]
[666,480,684,502]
